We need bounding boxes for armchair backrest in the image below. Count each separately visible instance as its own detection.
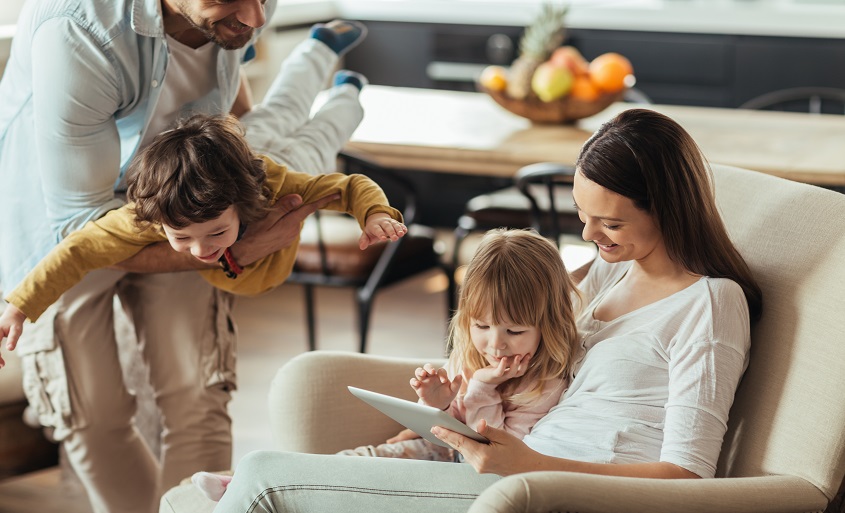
[712,164,845,501]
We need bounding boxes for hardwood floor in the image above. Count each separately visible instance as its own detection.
[0,270,451,513]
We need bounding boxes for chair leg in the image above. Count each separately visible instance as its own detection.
[444,263,457,317]
[450,219,473,315]
[356,288,374,353]
[303,284,317,351]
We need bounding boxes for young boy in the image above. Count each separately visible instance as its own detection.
[0,112,406,362]
[0,21,405,365]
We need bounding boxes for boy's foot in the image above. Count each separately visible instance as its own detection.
[191,471,233,502]
[310,20,368,56]
[333,70,368,91]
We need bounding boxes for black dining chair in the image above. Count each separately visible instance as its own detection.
[288,151,452,353]
[739,87,845,115]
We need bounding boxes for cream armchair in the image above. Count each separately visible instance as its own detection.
[161,163,845,513]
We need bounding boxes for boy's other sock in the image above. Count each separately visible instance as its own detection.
[310,20,368,56]
[333,70,368,91]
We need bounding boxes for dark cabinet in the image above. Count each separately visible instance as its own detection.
[734,36,845,107]
[569,29,735,107]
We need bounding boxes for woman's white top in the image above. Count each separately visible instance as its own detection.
[522,258,751,478]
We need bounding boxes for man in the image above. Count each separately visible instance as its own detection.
[0,0,334,511]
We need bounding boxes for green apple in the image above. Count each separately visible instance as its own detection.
[531,62,574,102]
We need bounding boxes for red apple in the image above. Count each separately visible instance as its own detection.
[550,46,589,77]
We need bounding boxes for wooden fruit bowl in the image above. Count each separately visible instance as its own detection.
[481,85,625,125]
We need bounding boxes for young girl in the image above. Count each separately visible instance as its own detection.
[0,113,406,363]
[192,227,581,501]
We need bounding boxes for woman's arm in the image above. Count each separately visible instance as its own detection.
[433,422,699,479]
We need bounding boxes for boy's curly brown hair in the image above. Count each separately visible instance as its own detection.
[127,114,272,229]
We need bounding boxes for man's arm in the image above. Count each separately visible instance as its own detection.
[114,194,340,273]
[31,18,125,239]
[111,241,213,273]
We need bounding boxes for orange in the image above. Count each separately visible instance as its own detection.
[479,65,508,92]
[588,53,634,93]
[569,74,601,102]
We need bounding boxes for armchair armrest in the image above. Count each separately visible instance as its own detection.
[268,351,446,454]
[470,472,828,513]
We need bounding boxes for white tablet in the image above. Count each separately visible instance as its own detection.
[348,386,489,448]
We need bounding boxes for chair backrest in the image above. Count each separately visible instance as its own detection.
[711,164,845,501]
[516,162,578,244]
[740,87,845,115]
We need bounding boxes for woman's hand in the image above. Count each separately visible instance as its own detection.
[0,304,26,369]
[411,363,463,411]
[230,193,340,266]
[473,353,532,386]
[359,213,407,250]
[431,419,542,476]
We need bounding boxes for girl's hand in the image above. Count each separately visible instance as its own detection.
[0,304,27,369]
[386,428,420,444]
[359,213,407,250]
[473,353,532,385]
[410,363,463,411]
[431,419,541,477]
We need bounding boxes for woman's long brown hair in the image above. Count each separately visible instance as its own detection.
[576,108,762,321]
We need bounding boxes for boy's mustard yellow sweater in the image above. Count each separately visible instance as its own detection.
[6,156,402,321]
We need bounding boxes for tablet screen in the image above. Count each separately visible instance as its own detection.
[348,386,489,448]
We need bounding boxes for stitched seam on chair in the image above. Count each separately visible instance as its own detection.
[246,485,479,512]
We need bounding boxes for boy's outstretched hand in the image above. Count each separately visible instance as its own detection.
[359,213,407,250]
[0,303,26,369]
[410,363,463,411]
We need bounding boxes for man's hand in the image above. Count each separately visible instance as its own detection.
[230,193,340,266]
[410,363,463,411]
[358,213,407,250]
[431,420,541,476]
[0,304,27,369]
[473,353,532,386]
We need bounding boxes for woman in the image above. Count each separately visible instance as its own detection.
[211,108,762,511]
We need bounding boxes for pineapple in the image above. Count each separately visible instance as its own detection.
[506,3,568,100]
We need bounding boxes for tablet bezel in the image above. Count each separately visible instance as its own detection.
[348,386,489,448]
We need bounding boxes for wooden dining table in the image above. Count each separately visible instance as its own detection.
[346,86,845,187]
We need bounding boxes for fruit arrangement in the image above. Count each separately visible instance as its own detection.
[478,3,635,124]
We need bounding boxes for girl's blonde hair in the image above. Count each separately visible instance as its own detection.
[448,228,580,406]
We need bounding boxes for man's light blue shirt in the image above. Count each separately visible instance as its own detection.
[0,0,276,291]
